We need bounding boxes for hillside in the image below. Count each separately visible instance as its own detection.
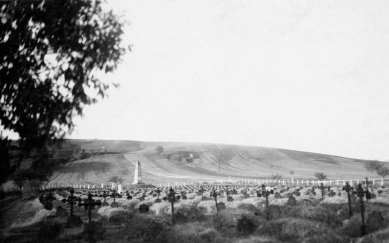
[45,139,374,186]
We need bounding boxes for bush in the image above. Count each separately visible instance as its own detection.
[213,208,262,237]
[341,212,388,239]
[156,222,223,243]
[125,214,170,243]
[360,226,389,243]
[314,172,327,181]
[12,168,51,188]
[257,218,333,242]
[237,215,257,236]
[281,206,342,228]
[174,205,206,223]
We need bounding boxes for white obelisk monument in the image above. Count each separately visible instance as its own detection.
[132,160,142,184]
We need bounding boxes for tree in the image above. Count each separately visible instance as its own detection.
[0,0,126,152]
[0,1,127,177]
[364,160,384,175]
[314,172,327,181]
[377,166,389,179]
[155,146,164,155]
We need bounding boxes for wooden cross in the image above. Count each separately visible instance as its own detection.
[110,189,117,203]
[353,183,369,236]
[78,194,102,222]
[167,187,179,225]
[261,184,270,220]
[319,183,326,198]
[342,182,353,218]
[211,189,220,213]
[155,188,161,200]
[62,189,78,216]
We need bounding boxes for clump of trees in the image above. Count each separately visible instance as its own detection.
[155,146,164,155]
[314,172,328,181]
[108,175,124,184]
[364,160,389,178]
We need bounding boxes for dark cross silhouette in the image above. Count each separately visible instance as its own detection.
[155,189,161,200]
[319,183,326,198]
[62,189,78,216]
[166,187,180,225]
[342,182,353,218]
[353,183,370,236]
[111,189,117,202]
[262,184,270,220]
[211,189,220,213]
[364,177,372,201]
[78,194,102,222]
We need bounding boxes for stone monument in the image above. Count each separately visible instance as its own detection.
[132,160,142,184]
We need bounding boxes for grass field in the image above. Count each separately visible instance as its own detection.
[46,139,377,186]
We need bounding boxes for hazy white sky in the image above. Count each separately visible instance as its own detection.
[69,0,389,160]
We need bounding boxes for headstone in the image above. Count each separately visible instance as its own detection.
[155,198,161,203]
[367,211,385,230]
[274,192,282,199]
[110,202,119,208]
[117,184,122,194]
[287,196,297,206]
[227,196,234,202]
[138,204,149,213]
[216,202,226,211]
[328,191,336,197]
[293,191,301,197]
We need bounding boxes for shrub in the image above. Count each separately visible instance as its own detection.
[213,208,261,237]
[156,222,223,243]
[314,172,327,181]
[257,218,333,242]
[237,215,256,236]
[174,205,206,223]
[341,215,364,238]
[125,214,170,243]
[280,206,342,228]
[359,226,389,243]
[108,175,123,184]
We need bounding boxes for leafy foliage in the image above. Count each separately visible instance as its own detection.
[376,166,389,178]
[314,172,327,181]
[11,167,52,188]
[364,161,384,175]
[155,146,164,155]
[0,0,126,150]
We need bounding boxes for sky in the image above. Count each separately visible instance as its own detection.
[67,0,389,160]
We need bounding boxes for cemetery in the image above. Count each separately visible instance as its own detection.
[1,167,389,243]
[1,142,389,242]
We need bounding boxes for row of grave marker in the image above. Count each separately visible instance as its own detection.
[1,177,388,193]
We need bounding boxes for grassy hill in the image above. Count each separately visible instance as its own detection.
[45,139,376,186]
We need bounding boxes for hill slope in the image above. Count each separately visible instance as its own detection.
[46,139,375,185]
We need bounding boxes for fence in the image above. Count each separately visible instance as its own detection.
[2,177,389,194]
